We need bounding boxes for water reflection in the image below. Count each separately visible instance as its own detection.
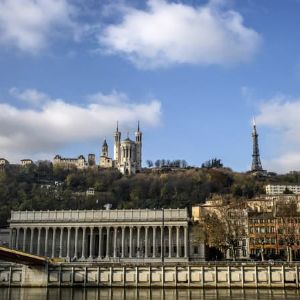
[1,288,300,300]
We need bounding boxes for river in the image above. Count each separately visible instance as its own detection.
[1,288,300,300]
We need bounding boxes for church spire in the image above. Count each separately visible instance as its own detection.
[251,119,263,172]
[137,120,140,132]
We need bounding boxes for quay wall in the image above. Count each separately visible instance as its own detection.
[0,263,300,288]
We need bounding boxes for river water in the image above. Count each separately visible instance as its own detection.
[1,288,300,300]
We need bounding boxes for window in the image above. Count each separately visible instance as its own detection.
[194,246,198,254]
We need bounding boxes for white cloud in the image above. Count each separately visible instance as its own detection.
[0,0,77,53]
[99,0,261,69]
[0,89,161,162]
[256,97,300,173]
[9,87,51,106]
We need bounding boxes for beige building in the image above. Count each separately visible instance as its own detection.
[99,139,113,168]
[20,159,33,166]
[53,155,87,169]
[9,208,204,262]
[0,158,9,166]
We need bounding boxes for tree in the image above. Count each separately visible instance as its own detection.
[201,202,246,260]
[276,200,299,261]
[202,158,223,169]
[146,160,153,168]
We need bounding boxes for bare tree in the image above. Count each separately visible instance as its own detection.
[202,202,247,260]
[146,160,153,168]
[276,200,299,262]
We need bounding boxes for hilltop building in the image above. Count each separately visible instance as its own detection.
[0,158,9,166]
[265,184,300,195]
[53,155,87,169]
[53,123,142,175]
[20,159,33,166]
[99,139,113,168]
[100,122,142,175]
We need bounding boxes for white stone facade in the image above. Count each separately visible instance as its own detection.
[9,208,201,262]
[100,123,142,175]
[265,184,300,195]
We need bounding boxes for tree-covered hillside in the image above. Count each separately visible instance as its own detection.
[1,162,300,226]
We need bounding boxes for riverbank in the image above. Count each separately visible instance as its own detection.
[1,262,300,288]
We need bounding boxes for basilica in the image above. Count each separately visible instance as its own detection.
[53,122,142,175]
[100,122,142,175]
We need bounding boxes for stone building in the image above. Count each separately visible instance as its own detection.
[53,155,87,169]
[20,159,33,166]
[100,123,142,175]
[99,139,113,168]
[9,208,204,262]
[0,158,9,166]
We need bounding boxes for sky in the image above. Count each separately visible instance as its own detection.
[0,0,300,173]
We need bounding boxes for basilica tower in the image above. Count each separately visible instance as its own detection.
[114,122,121,164]
[135,121,142,170]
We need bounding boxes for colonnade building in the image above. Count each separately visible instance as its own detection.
[9,209,204,262]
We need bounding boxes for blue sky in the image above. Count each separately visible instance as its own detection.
[0,0,300,173]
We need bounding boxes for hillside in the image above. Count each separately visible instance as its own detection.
[0,162,300,226]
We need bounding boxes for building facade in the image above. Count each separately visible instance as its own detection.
[53,155,87,169]
[20,159,33,166]
[266,184,300,195]
[100,123,142,175]
[9,208,204,262]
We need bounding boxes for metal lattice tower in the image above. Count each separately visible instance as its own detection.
[251,119,263,172]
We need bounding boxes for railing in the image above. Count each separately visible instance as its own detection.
[10,208,188,223]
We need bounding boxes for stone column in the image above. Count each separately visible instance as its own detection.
[37,228,42,255]
[176,226,180,258]
[59,228,63,258]
[81,227,86,259]
[30,228,34,254]
[15,228,20,250]
[67,227,71,258]
[153,226,156,258]
[9,228,13,249]
[89,227,94,259]
[52,228,56,258]
[98,227,102,259]
[74,227,78,259]
[129,227,133,258]
[161,226,164,258]
[145,227,149,258]
[22,228,27,252]
[137,227,141,258]
[121,227,125,258]
[168,226,172,258]
[44,227,49,257]
[106,227,110,258]
[113,227,117,258]
[184,226,188,258]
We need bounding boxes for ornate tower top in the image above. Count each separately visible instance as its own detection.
[102,138,108,157]
[251,119,263,172]
[135,121,142,144]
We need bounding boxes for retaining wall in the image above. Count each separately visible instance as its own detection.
[0,263,300,288]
